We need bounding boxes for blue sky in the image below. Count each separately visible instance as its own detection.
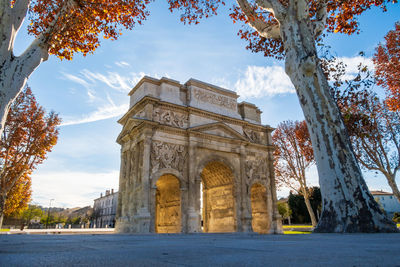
[14,2,400,208]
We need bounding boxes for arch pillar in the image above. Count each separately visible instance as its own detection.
[187,142,201,233]
[240,144,253,232]
[134,135,152,233]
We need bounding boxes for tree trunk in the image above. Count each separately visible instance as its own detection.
[0,193,5,229]
[303,192,317,227]
[280,11,397,232]
[385,173,400,204]
[0,1,49,138]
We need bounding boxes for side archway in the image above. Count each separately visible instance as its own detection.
[250,183,270,234]
[155,174,181,233]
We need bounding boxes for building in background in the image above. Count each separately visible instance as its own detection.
[93,189,118,228]
[371,190,400,218]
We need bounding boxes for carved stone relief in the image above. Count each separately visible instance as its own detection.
[135,109,146,118]
[243,129,262,144]
[193,88,236,111]
[245,157,268,182]
[153,108,188,128]
[150,141,187,174]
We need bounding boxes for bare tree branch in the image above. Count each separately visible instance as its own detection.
[237,0,282,39]
[313,0,327,37]
[256,0,286,19]
[12,0,30,30]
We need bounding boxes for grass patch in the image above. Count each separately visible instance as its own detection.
[284,231,311,234]
[282,225,313,229]
[0,229,10,232]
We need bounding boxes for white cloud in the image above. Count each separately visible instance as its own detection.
[115,61,131,68]
[61,103,128,126]
[63,69,146,94]
[31,170,119,208]
[60,69,149,125]
[234,65,295,99]
[62,72,91,89]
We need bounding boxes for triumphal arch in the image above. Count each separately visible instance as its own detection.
[115,76,282,234]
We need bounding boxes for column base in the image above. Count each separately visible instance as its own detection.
[269,213,283,234]
[134,208,151,233]
[241,216,253,232]
[187,209,201,233]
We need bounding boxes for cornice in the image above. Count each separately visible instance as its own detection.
[185,78,238,99]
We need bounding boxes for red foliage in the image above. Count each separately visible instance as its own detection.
[0,87,60,216]
[373,22,400,111]
[167,0,225,24]
[272,120,314,190]
[4,175,31,217]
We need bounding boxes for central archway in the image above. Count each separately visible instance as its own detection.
[201,161,236,232]
[155,174,181,233]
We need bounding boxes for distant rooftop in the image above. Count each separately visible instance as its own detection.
[370,190,393,196]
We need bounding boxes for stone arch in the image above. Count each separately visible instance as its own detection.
[250,183,270,234]
[154,174,182,233]
[196,155,238,181]
[151,168,186,190]
[200,160,237,232]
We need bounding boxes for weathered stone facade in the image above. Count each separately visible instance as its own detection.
[115,76,282,234]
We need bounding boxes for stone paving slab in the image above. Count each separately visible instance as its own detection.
[0,233,399,266]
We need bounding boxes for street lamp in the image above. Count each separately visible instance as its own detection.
[45,199,54,229]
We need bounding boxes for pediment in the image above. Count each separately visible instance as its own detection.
[189,122,247,141]
[116,118,141,143]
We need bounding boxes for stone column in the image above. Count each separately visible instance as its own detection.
[267,150,283,234]
[180,187,188,233]
[115,149,129,233]
[240,144,253,232]
[123,150,132,219]
[149,186,157,233]
[187,141,201,233]
[135,133,152,233]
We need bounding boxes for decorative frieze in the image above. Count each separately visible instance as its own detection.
[243,129,262,144]
[150,141,187,174]
[193,88,236,111]
[153,108,188,128]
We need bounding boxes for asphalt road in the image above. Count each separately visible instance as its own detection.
[1,233,400,266]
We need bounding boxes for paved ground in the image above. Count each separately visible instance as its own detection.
[2,228,114,235]
[1,233,400,266]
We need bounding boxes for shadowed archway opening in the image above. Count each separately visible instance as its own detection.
[155,174,181,233]
[201,161,236,232]
[251,183,269,234]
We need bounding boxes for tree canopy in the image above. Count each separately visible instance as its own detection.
[373,21,400,111]
[0,87,60,228]
[25,0,151,60]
